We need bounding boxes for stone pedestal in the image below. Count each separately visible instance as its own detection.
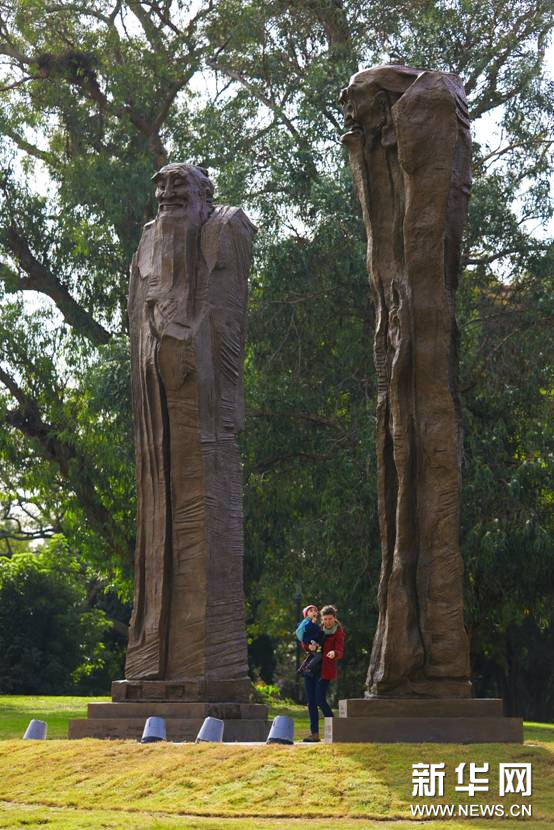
[325,698,523,743]
[111,679,252,703]
[68,680,269,742]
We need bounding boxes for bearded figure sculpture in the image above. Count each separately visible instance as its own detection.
[341,66,472,698]
[126,163,255,686]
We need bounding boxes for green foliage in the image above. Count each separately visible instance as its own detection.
[459,258,554,716]
[0,539,124,694]
[252,681,295,707]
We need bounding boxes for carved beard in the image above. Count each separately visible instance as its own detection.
[148,205,209,338]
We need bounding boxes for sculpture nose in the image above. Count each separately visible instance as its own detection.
[339,86,348,105]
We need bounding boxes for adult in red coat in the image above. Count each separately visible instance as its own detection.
[320,618,345,681]
[302,605,345,741]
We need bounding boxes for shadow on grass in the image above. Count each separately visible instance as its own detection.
[329,738,554,822]
[524,721,554,743]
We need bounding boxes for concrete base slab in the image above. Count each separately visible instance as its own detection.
[68,717,269,742]
[327,697,522,743]
[338,698,504,718]
[326,713,523,744]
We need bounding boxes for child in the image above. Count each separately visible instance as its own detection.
[295,604,323,647]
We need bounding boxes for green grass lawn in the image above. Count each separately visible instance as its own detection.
[0,695,103,740]
[0,696,552,829]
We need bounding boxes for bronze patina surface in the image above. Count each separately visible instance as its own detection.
[341,66,472,699]
[125,163,255,688]
[68,165,269,738]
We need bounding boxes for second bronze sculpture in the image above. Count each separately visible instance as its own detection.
[341,65,472,698]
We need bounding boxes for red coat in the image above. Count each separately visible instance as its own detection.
[302,625,345,680]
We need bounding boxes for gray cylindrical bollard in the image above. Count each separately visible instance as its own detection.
[141,716,166,743]
[266,715,294,745]
[23,719,47,740]
[195,716,224,743]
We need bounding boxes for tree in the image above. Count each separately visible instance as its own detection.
[460,256,554,715]
[0,1,552,711]
[0,538,125,693]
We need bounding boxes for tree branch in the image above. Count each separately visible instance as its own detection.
[45,4,113,26]
[2,225,111,345]
[0,525,57,541]
[127,1,166,51]
[144,0,183,37]
[0,44,31,65]
[0,367,129,559]
[248,407,347,435]
[1,125,54,165]
[481,137,554,165]
[32,47,169,168]
[463,242,550,267]
[308,0,351,49]
[0,74,41,92]
[251,449,341,474]
[467,12,553,118]
[464,5,538,95]
[151,76,194,133]
[207,58,308,148]
[0,365,26,406]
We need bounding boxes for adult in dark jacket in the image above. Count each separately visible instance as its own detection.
[302,604,345,742]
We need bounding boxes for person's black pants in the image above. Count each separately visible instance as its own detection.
[304,673,333,734]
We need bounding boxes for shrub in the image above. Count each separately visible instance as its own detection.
[0,540,112,694]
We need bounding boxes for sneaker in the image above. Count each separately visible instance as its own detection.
[302,733,321,742]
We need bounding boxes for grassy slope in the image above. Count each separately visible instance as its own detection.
[0,697,552,829]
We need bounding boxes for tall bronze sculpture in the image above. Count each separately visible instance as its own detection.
[125,163,254,687]
[340,65,472,699]
[326,65,522,742]
[69,164,269,739]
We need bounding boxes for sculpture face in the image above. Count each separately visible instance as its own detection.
[341,76,375,129]
[154,167,203,215]
[340,74,393,147]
